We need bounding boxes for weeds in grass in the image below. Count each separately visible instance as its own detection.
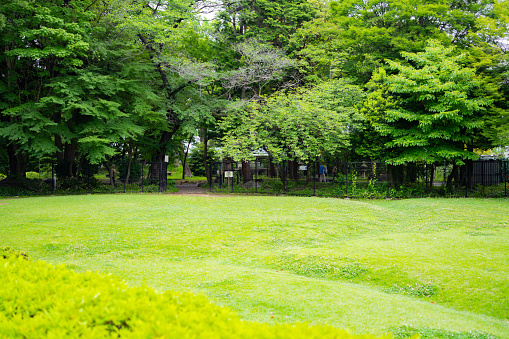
[270,254,368,279]
[391,326,499,339]
[384,283,438,297]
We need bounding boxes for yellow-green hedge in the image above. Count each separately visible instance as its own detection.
[0,256,404,338]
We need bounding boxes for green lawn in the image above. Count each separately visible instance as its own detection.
[1,195,508,337]
[168,165,207,181]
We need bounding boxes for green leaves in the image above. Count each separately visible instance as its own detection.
[373,40,496,164]
[0,256,391,338]
[221,79,365,163]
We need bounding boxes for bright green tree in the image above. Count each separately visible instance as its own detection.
[220,78,365,163]
[373,40,497,165]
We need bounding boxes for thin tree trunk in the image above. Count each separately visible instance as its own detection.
[447,164,459,188]
[429,163,435,188]
[182,136,193,179]
[125,143,134,184]
[202,130,210,181]
[305,162,311,186]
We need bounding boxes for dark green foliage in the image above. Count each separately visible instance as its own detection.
[216,0,317,47]
[80,158,99,178]
[56,161,77,179]
[187,144,215,177]
[117,157,142,183]
[57,176,101,191]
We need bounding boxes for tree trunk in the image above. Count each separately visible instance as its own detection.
[182,136,193,179]
[290,160,299,181]
[388,164,404,187]
[242,161,253,182]
[406,162,418,183]
[201,129,210,182]
[428,163,435,188]
[64,142,77,177]
[447,164,459,188]
[125,143,134,184]
[7,143,27,179]
[268,155,276,178]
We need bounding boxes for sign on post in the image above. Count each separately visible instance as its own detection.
[224,171,234,178]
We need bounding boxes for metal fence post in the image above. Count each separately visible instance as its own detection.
[52,163,55,196]
[88,165,90,195]
[465,162,469,198]
[255,160,258,194]
[209,161,213,193]
[346,162,349,198]
[313,160,316,197]
[283,160,287,193]
[504,161,508,197]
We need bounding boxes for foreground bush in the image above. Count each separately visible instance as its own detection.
[0,256,403,338]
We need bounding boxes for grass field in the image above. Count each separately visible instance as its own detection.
[2,194,508,337]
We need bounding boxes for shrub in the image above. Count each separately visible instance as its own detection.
[117,158,142,184]
[0,247,29,260]
[271,180,285,194]
[187,143,216,177]
[0,257,402,339]
[25,171,40,179]
[57,176,101,191]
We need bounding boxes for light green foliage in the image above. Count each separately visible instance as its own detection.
[220,79,365,162]
[0,0,219,178]
[0,256,394,338]
[287,0,508,159]
[0,247,29,260]
[327,0,507,81]
[372,41,496,164]
[40,69,149,164]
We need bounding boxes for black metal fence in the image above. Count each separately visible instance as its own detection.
[0,161,170,197]
[207,160,509,198]
[1,159,507,198]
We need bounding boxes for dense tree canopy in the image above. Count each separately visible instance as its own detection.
[0,0,507,181]
[220,78,365,162]
[371,41,496,164]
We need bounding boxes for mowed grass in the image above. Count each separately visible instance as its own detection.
[2,194,508,337]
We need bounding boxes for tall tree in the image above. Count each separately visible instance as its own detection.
[220,78,365,163]
[0,0,90,178]
[372,40,497,165]
[291,0,509,83]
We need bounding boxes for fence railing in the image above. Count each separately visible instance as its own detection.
[0,161,170,197]
[1,160,507,198]
[207,160,509,198]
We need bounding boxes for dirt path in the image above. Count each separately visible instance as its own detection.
[170,183,209,195]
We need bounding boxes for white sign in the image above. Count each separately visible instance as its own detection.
[224,171,234,178]
[299,165,307,171]
[164,155,169,163]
